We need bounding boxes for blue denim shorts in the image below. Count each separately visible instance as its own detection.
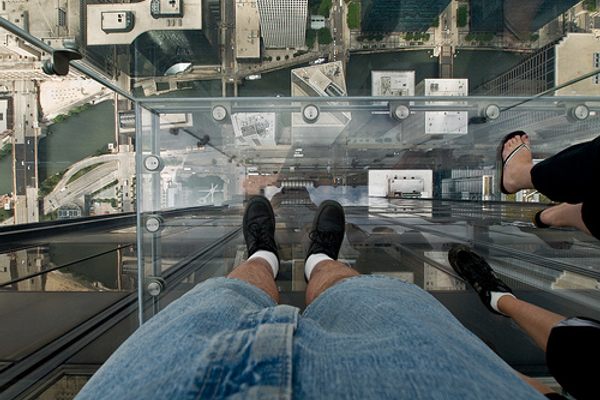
[77,276,544,399]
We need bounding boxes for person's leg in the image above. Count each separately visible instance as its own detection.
[448,244,565,352]
[76,277,283,400]
[537,202,592,236]
[501,133,600,202]
[230,195,281,302]
[497,296,564,352]
[228,258,280,303]
[76,196,294,400]
[502,133,600,237]
[448,245,600,399]
[581,200,600,239]
[517,372,557,397]
[302,200,359,305]
[529,135,600,203]
[305,259,359,305]
[294,275,546,399]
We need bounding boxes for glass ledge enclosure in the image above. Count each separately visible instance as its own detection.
[133,94,600,385]
[136,96,600,319]
[1,0,600,398]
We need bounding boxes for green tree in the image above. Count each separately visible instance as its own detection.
[53,114,67,123]
[584,0,597,11]
[318,27,333,44]
[39,170,67,197]
[457,5,468,28]
[306,29,317,48]
[0,143,11,160]
[318,0,332,17]
[0,208,13,222]
[482,32,494,42]
[347,1,360,29]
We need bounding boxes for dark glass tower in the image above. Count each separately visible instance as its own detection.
[471,0,579,34]
[361,0,451,33]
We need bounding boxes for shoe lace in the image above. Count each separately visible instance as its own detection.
[309,230,340,245]
[249,223,273,246]
[474,267,503,291]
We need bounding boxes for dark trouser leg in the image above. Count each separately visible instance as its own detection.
[530,135,600,203]
[582,201,600,239]
[531,136,600,239]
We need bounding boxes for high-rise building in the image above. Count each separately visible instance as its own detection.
[470,0,504,33]
[474,33,600,96]
[470,0,579,35]
[256,0,308,49]
[361,0,450,33]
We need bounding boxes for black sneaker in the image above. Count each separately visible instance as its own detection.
[305,200,345,260]
[243,196,279,260]
[448,244,512,316]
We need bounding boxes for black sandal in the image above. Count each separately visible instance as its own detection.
[498,131,530,195]
[533,208,553,228]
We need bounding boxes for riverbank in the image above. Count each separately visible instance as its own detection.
[39,100,115,180]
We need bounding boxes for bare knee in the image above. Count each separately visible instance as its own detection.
[305,260,359,305]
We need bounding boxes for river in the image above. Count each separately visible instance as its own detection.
[237,49,525,97]
[0,49,526,195]
[0,101,115,195]
[38,101,115,180]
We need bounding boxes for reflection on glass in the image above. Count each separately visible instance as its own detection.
[1,0,600,396]
[0,245,136,292]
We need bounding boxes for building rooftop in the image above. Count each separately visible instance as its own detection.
[555,33,600,96]
[235,0,261,60]
[86,0,202,45]
[371,71,416,97]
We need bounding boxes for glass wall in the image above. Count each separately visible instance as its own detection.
[2,0,600,397]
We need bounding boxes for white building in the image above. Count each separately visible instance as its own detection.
[87,0,202,45]
[555,33,600,96]
[232,113,277,146]
[368,170,433,199]
[416,78,469,135]
[371,71,415,97]
[236,0,261,59]
[256,0,308,49]
[291,61,351,146]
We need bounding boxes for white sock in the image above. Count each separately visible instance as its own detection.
[305,253,333,280]
[248,250,279,277]
[490,291,516,315]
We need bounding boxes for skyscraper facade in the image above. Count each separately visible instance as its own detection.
[256,0,308,49]
[470,0,579,34]
[361,0,450,33]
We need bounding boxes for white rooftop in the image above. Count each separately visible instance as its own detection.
[236,0,261,59]
[371,71,415,97]
[87,0,202,45]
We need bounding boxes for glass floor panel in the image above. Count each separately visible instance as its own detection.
[2,1,600,395]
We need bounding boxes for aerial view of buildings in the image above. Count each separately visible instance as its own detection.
[2,2,600,398]
[0,0,599,225]
[0,0,598,227]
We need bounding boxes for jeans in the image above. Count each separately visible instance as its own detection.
[76,276,545,399]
